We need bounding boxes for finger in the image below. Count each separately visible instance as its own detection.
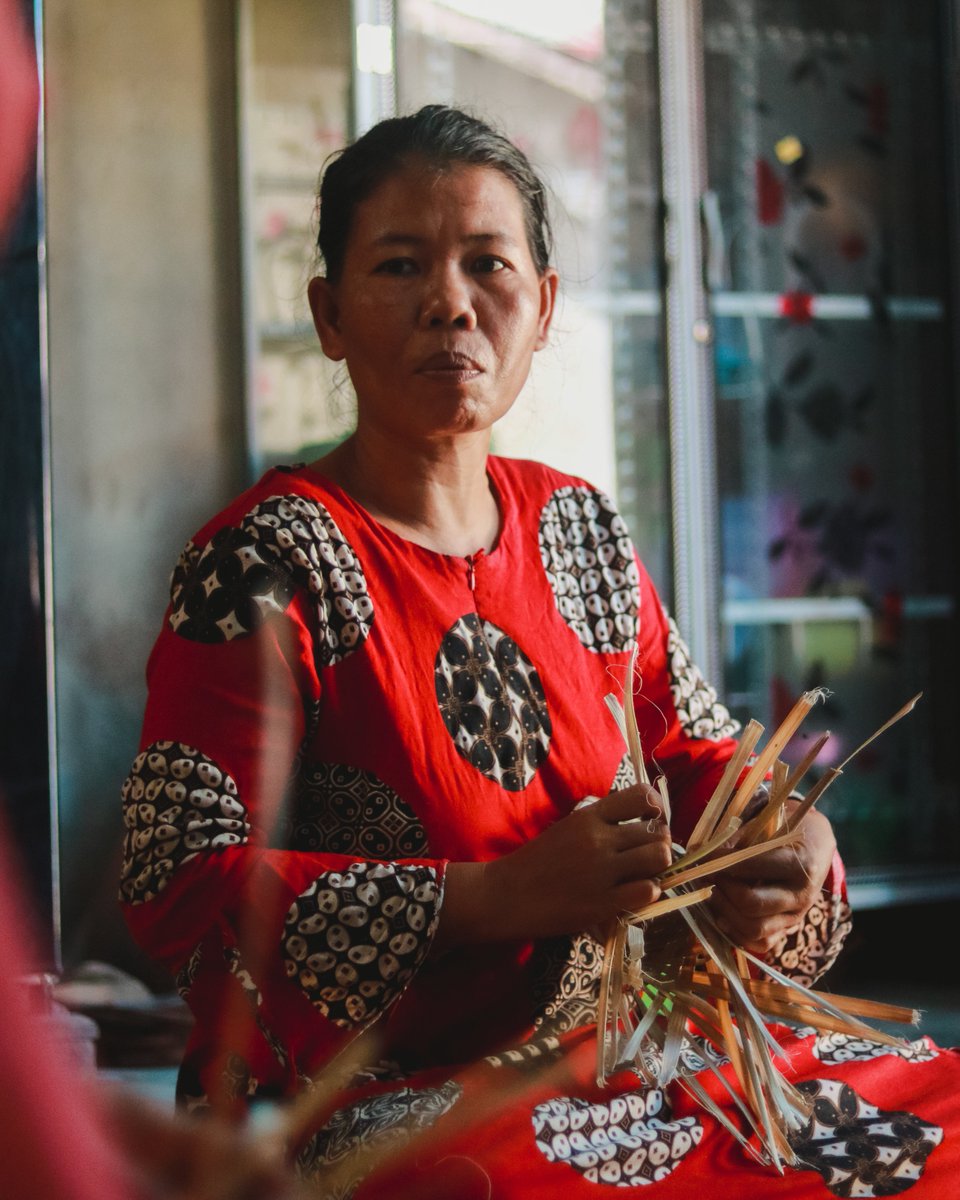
[711,905,803,949]
[712,878,803,919]
[738,928,800,956]
[614,838,674,884]
[597,784,664,824]
[613,877,661,916]
[721,845,813,886]
[612,815,672,853]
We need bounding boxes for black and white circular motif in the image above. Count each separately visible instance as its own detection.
[665,615,740,741]
[120,741,249,905]
[287,762,428,859]
[812,1033,937,1068]
[298,1081,462,1191]
[247,495,374,665]
[533,1089,702,1186]
[532,933,605,1035]
[539,486,640,654]
[169,527,297,642]
[282,863,440,1028]
[788,1078,943,1197]
[434,614,551,791]
[169,494,374,665]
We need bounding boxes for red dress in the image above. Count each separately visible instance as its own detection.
[121,457,955,1197]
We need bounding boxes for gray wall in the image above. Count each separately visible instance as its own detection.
[45,0,247,981]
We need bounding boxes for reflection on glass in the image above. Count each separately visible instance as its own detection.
[241,0,352,469]
[704,0,958,869]
[396,0,619,496]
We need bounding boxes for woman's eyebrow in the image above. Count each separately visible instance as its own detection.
[370,231,519,247]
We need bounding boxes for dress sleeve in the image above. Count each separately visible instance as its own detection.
[119,501,448,1103]
[764,850,853,986]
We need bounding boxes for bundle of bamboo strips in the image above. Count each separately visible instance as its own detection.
[600,664,922,1171]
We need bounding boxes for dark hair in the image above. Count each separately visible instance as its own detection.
[316,105,554,283]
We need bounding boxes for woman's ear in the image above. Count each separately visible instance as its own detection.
[307,276,346,361]
[534,267,560,351]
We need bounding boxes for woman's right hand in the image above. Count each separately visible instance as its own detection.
[435,785,672,951]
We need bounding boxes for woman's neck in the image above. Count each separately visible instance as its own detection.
[311,429,501,558]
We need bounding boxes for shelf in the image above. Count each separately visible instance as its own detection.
[722,595,955,626]
[582,291,945,322]
[846,865,960,911]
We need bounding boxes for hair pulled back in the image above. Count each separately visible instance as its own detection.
[316,105,554,283]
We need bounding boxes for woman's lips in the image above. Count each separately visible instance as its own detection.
[416,352,484,377]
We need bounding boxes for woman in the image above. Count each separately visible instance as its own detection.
[121,107,955,1196]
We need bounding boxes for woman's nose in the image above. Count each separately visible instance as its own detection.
[419,267,477,330]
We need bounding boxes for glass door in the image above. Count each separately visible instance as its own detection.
[238,0,353,473]
[698,0,960,890]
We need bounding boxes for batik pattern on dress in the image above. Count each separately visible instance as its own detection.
[168,526,297,642]
[611,751,637,790]
[767,892,853,987]
[788,1078,943,1197]
[222,1053,258,1101]
[223,942,290,1069]
[812,1034,937,1067]
[286,762,428,858]
[120,741,249,904]
[282,863,441,1027]
[539,485,640,654]
[169,494,374,663]
[531,932,605,1035]
[434,614,551,790]
[175,943,204,1000]
[297,1081,463,1199]
[633,1034,730,1080]
[485,1035,562,1072]
[665,615,740,741]
[533,1089,703,1186]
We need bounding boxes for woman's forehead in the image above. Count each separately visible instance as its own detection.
[350,163,529,246]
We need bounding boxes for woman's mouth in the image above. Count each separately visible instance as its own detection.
[416,352,484,378]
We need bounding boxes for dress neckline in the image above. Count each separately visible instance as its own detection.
[289,456,511,565]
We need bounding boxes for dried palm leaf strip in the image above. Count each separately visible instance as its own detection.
[835,693,922,771]
[662,827,799,891]
[688,720,764,849]
[783,731,831,798]
[724,690,827,825]
[622,645,652,788]
[658,818,742,878]
[784,767,841,832]
[690,972,919,1026]
[623,885,715,924]
[596,921,628,1086]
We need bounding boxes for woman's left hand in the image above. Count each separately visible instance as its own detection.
[708,801,837,955]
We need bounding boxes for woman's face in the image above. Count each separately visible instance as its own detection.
[308,163,558,446]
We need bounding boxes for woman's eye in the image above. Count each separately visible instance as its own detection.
[375,258,417,276]
[473,255,507,274]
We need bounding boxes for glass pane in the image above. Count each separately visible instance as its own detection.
[704,0,959,871]
[396,0,618,499]
[606,2,672,589]
[242,0,353,469]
